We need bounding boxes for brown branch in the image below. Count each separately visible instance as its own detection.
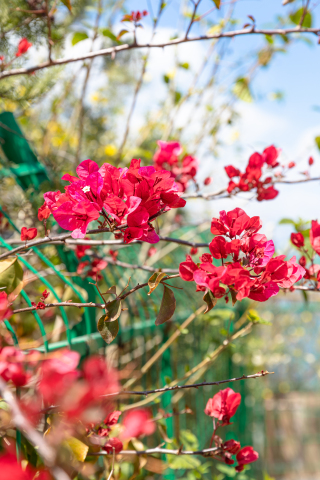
[0,377,70,480]
[93,446,220,456]
[106,371,273,397]
[1,27,320,80]
[11,274,180,314]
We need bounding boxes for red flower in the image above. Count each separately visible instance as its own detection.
[121,409,155,439]
[256,185,278,201]
[224,165,241,178]
[38,203,51,221]
[291,232,304,248]
[190,247,198,255]
[224,439,241,454]
[0,347,29,387]
[209,236,228,259]
[109,249,119,261]
[310,220,320,255]
[147,246,157,257]
[262,145,280,167]
[288,161,295,169]
[15,38,32,57]
[21,227,37,241]
[204,388,241,425]
[103,437,123,454]
[122,10,148,22]
[309,156,314,165]
[235,446,259,472]
[104,410,121,427]
[36,301,46,310]
[204,177,212,185]
[179,254,199,281]
[299,256,306,267]
[0,451,50,480]
[0,292,12,321]
[42,289,50,299]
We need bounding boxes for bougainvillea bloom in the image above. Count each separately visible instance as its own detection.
[235,446,259,472]
[309,156,314,165]
[121,409,155,439]
[0,451,50,480]
[38,203,51,221]
[310,220,320,255]
[291,232,304,248]
[21,227,37,241]
[122,10,148,22]
[223,439,241,454]
[180,208,305,304]
[153,140,198,192]
[15,38,32,57]
[224,146,283,201]
[204,388,241,425]
[0,292,12,321]
[43,158,185,241]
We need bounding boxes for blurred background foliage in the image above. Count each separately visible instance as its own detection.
[1,1,320,479]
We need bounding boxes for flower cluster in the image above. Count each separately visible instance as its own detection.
[290,220,320,288]
[77,257,108,280]
[41,158,186,242]
[205,388,259,471]
[0,38,32,67]
[153,140,198,192]
[122,10,148,22]
[225,145,281,201]
[180,208,305,303]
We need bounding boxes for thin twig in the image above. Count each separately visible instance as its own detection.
[94,446,220,456]
[1,27,320,80]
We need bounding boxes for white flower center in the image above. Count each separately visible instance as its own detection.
[82,186,90,193]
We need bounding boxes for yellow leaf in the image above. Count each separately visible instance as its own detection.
[64,437,89,462]
[148,272,167,295]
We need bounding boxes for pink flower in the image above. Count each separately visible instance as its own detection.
[235,446,259,472]
[21,227,37,241]
[310,220,320,255]
[154,141,182,167]
[15,38,32,57]
[121,409,155,439]
[179,255,199,282]
[204,388,241,425]
[0,347,29,387]
[50,200,100,238]
[0,292,12,322]
[103,437,123,453]
[204,176,212,185]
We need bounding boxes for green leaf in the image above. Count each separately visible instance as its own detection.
[247,309,271,325]
[64,437,88,462]
[60,0,72,11]
[101,28,121,43]
[203,291,217,313]
[148,272,167,295]
[232,77,253,102]
[216,463,237,476]
[163,74,170,84]
[155,285,176,325]
[103,298,122,322]
[97,317,119,344]
[212,0,221,8]
[290,8,312,28]
[179,62,189,69]
[71,32,88,46]
[315,136,320,150]
[279,218,295,225]
[174,91,182,104]
[0,257,23,294]
[168,455,201,469]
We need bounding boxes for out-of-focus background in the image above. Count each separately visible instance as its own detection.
[1,1,320,479]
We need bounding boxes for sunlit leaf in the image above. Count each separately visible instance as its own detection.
[117,29,129,40]
[232,77,253,102]
[101,28,122,44]
[71,32,88,46]
[247,309,271,325]
[211,0,221,9]
[155,285,176,325]
[148,272,167,295]
[98,317,119,344]
[60,0,72,11]
[290,8,312,28]
[64,437,88,462]
[315,136,320,150]
[0,257,23,294]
